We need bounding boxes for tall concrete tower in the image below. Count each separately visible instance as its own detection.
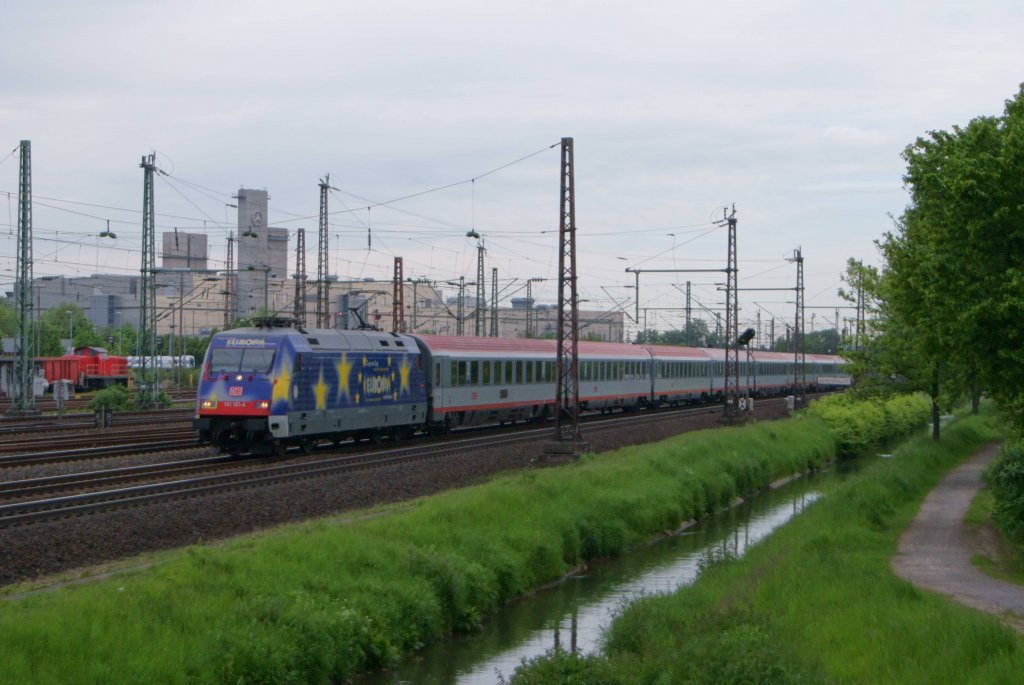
[235,188,288,318]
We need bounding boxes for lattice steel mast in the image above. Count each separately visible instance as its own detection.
[11,140,36,413]
[392,256,405,333]
[294,228,306,327]
[138,153,159,405]
[490,267,498,337]
[475,240,486,336]
[456,276,466,336]
[789,247,806,404]
[721,206,740,420]
[554,137,582,445]
[224,232,235,329]
[316,175,333,328]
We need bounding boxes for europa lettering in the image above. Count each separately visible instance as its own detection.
[363,375,392,395]
[224,338,267,347]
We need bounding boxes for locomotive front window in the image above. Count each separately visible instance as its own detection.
[209,348,275,373]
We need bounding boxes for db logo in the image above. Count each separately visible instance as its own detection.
[229,386,243,397]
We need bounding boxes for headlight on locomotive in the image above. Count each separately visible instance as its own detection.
[200,400,217,409]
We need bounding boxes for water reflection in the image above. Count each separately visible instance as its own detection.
[367,485,820,685]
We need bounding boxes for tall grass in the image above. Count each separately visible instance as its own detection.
[511,407,1022,684]
[0,417,837,683]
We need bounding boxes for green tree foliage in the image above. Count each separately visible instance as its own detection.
[879,83,1024,547]
[984,441,1024,548]
[634,319,718,347]
[37,303,102,356]
[874,84,1024,437]
[97,324,138,357]
[0,298,16,339]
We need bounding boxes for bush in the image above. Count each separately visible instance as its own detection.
[984,440,1024,549]
[804,393,929,456]
[86,384,131,412]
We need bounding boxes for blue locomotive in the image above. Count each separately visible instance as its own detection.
[194,324,427,455]
[194,323,850,455]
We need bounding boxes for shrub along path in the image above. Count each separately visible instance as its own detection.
[892,442,1024,630]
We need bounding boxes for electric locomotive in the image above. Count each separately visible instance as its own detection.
[194,323,427,455]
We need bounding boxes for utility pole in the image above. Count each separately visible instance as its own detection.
[685,281,692,345]
[10,140,36,414]
[855,270,866,351]
[526,278,543,338]
[392,257,404,333]
[632,270,640,327]
[294,228,306,327]
[788,247,806,404]
[720,205,740,421]
[316,175,333,328]
[456,276,466,336]
[224,232,235,329]
[475,239,486,336]
[551,136,584,454]
[139,153,159,406]
[490,267,499,337]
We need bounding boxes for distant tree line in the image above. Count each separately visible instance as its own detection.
[633,320,843,355]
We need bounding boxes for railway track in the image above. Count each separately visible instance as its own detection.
[0,427,564,528]
[0,409,193,435]
[0,395,823,529]
[0,402,730,527]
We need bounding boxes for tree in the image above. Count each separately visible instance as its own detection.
[37,303,102,356]
[877,83,1024,435]
[0,298,16,340]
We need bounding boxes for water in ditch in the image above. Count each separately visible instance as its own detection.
[362,474,823,685]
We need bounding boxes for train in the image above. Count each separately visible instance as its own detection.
[37,346,130,390]
[193,323,850,456]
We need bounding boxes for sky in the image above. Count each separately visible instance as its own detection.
[1,0,1022,340]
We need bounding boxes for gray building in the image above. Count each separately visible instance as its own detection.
[161,230,208,272]
[234,189,289,319]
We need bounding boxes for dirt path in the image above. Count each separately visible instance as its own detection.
[891,442,1024,630]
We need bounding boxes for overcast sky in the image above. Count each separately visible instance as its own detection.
[2,0,1022,338]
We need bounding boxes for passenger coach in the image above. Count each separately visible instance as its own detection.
[411,336,655,429]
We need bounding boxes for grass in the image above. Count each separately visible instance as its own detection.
[0,414,844,684]
[510,405,1024,684]
[966,488,1024,585]
[0,394,934,684]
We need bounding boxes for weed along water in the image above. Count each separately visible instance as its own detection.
[362,475,824,684]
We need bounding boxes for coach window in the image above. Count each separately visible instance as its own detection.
[469,361,479,385]
[515,360,523,383]
[493,361,502,384]
[525,361,533,383]
[504,361,512,384]
[482,361,491,385]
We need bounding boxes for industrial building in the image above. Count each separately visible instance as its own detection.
[2,186,624,348]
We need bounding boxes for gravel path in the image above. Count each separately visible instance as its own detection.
[891,442,1024,630]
